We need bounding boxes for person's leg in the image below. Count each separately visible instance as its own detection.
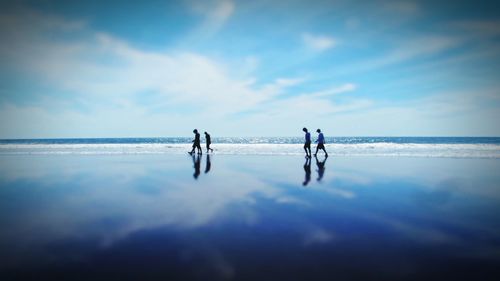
[314,146,319,156]
[320,144,328,156]
[304,144,308,156]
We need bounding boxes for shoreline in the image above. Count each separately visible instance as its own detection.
[1,142,499,158]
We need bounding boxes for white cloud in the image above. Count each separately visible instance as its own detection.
[302,33,336,51]
[275,77,305,87]
[187,0,235,35]
[339,35,461,74]
[0,10,366,138]
[1,20,274,116]
[307,83,357,98]
[328,89,500,136]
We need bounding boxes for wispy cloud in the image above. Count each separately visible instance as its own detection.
[340,35,461,74]
[187,0,235,35]
[2,1,498,137]
[0,11,265,116]
[302,33,337,51]
[307,83,357,98]
[0,10,363,137]
[274,77,305,87]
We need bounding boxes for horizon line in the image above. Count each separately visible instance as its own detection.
[1,135,500,141]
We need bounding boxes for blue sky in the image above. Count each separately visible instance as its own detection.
[1,0,499,138]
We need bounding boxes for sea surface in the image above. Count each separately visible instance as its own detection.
[1,137,499,157]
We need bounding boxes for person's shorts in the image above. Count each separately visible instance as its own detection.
[304,141,311,149]
[317,143,325,149]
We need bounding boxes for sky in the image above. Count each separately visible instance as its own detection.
[0,0,499,138]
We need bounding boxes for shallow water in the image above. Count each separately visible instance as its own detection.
[0,154,499,280]
[1,137,500,158]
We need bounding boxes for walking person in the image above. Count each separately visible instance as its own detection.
[314,129,328,157]
[303,127,311,158]
[189,129,202,155]
[204,131,213,153]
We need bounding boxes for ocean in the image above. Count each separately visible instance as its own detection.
[1,137,499,157]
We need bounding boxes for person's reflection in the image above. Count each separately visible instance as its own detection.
[204,154,211,174]
[192,154,201,179]
[303,157,311,186]
[315,155,328,182]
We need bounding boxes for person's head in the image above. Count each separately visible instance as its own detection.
[193,129,198,133]
[204,131,208,135]
[303,127,308,132]
[316,129,321,133]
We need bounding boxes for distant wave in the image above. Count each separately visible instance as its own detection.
[1,140,500,158]
[1,136,500,145]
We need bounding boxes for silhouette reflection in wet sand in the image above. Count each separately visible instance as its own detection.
[205,154,211,174]
[192,154,201,179]
[190,154,212,179]
[303,157,311,186]
[315,155,327,182]
[2,155,500,280]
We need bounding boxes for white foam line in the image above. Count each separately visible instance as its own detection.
[1,143,499,158]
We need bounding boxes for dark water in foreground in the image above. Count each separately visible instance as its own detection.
[0,154,499,280]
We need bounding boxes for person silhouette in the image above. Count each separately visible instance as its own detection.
[303,127,312,158]
[303,157,311,186]
[189,129,202,155]
[192,153,201,179]
[315,155,327,182]
[313,129,328,157]
[204,131,213,153]
[205,154,211,174]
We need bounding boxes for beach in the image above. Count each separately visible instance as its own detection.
[1,150,500,280]
[2,0,500,279]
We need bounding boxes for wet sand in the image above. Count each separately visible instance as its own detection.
[1,154,499,280]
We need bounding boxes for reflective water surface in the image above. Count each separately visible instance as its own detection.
[1,154,499,280]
